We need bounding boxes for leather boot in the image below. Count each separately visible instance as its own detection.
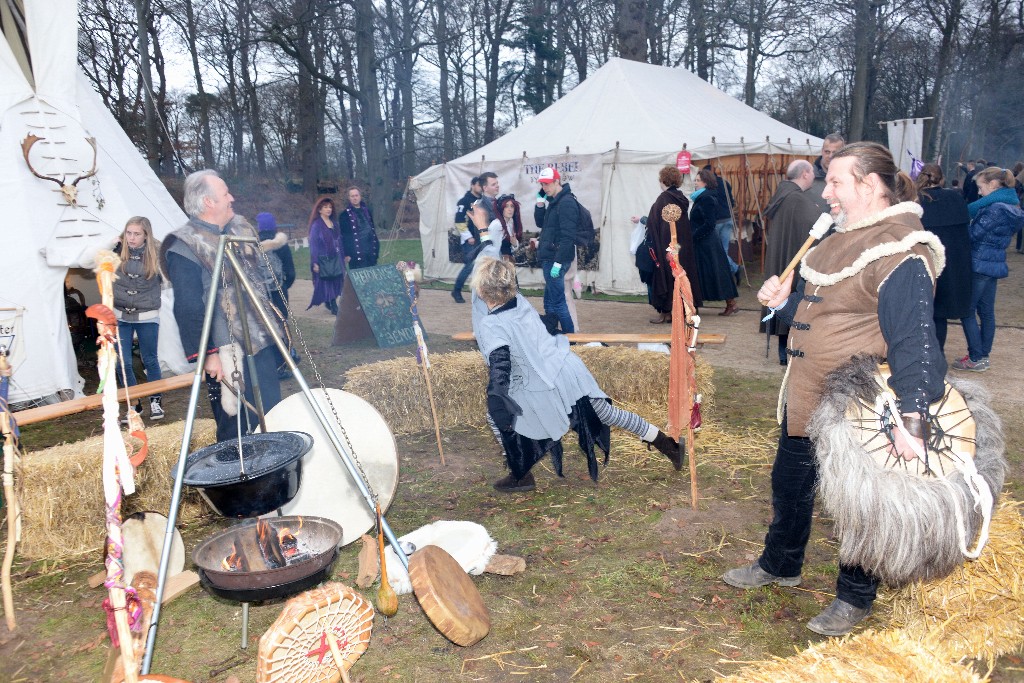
[806,598,872,636]
[492,471,536,493]
[719,299,739,316]
[649,431,682,470]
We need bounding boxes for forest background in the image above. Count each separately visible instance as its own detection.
[79,0,1024,228]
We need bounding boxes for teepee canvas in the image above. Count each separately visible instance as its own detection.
[1,0,189,406]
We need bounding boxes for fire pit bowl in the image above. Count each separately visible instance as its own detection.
[182,431,313,517]
[193,515,343,602]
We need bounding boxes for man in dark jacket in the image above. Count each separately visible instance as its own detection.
[962,158,984,203]
[451,176,483,303]
[809,133,845,213]
[531,167,578,333]
[759,160,822,364]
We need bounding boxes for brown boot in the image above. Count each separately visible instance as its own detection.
[649,431,682,470]
[719,299,739,316]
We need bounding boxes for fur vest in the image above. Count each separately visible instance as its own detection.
[780,202,944,436]
[113,245,162,321]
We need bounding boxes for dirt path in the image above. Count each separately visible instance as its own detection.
[288,252,1024,407]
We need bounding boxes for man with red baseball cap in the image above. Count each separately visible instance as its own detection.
[532,166,580,333]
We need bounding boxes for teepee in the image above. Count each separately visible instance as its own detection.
[1,0,189,406]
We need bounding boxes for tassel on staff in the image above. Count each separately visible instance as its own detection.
[661,205,702,510]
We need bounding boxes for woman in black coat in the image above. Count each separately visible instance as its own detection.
[916,164,971,351]
[633,165,703,323]
[690,168,739,315]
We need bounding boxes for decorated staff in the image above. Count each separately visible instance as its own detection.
[400,262,445,465]
[1,353,20,631]
[92,251,141,683]
[661,205,701,509]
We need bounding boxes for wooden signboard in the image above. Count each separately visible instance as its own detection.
[332,264,421,348]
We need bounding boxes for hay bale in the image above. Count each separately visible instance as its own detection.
[342,347,714,435]
[17,419,218,560]
[715,629,985,683]
[887,498,1024,664]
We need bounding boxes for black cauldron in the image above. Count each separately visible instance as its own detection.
[182,431,313,517]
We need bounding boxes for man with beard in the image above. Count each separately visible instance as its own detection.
[759,160,823,365]
[723,142,946,637]
[809,133,846,213]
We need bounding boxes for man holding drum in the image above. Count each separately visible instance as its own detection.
[723,142,947,636]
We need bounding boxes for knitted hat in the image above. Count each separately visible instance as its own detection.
[255,212,277,236]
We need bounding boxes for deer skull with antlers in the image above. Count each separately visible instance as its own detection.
[21,134,99,206]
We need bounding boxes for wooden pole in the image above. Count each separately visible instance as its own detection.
[1,369,18,631]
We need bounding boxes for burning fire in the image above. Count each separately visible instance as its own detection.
[221,517,308,572]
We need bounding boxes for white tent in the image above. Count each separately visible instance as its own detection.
[1,0,189,406]
[411,57,823,295]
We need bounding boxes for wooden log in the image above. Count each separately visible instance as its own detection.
[13,374,193,426]
[450,332,726,345]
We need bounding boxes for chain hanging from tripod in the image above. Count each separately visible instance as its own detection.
[251,237,379,506]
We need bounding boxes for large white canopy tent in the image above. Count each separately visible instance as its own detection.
[411,57,823,295]
[1,0,188,406]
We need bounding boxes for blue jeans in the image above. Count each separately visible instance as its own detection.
[117,320,162,389]
[542,261,575,333]
[715,219,738,274]
[453,242,478,293]
[759,415,878,609]
[960,274,998,361]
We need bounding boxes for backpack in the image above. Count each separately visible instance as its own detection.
[569,193,597,250]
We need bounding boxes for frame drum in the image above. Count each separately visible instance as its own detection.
[262,389,398,546]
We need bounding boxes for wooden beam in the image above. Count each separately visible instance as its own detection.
[450,332,726,345]
[13,373,195,426]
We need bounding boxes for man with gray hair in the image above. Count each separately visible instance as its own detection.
[760,160,823,365]
[810,134,845,212]
[160,170,283,442]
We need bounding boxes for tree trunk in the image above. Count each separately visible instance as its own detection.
[181,0,215,168]
[434,0,455,160]
[354,0,392,228]
[849,0,879,142]
[615,0,648,61]
[135,0,160,172]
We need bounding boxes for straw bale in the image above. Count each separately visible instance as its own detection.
[16,419,217,560]
[887,498,1024,664]
[342,347,714,435]
[715,629,986,683]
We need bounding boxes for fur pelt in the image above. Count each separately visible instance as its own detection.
[809,354,1006,587]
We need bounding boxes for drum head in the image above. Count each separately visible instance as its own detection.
[122,512,184,585]
[262,389,398,546]
[846,364,976,478]
[409,545,490,646]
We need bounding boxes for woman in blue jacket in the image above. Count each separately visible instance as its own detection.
[953,167,1024,371]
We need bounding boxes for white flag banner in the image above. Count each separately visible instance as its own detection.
[886,119,925,174]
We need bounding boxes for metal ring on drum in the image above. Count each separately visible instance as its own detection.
[260,389,399,547]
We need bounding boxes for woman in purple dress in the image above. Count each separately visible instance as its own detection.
[307,196,346,314]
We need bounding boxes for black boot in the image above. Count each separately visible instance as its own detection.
[451,289,465,303]
[327,299,339,315]
[649,431,683,471]
[492,471,536,493]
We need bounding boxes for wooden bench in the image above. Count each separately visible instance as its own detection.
[13,373,195,426]
[450,332,726,345]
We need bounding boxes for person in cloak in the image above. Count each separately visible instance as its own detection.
[161,169,283,443]
[759,160,823,365]
[632,165,702,323]
[339,186,380,269]
[470,256,682,493]
[722,142,946,637]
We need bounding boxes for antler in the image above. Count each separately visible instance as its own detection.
[20,134,99,206]
[21,134,65,189]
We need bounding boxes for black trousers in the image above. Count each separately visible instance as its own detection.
[208,345,283,443]
[758,414,879,609]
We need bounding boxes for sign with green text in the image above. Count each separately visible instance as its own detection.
[332,264,421,348]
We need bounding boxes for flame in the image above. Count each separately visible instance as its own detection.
[222,540,244,571]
